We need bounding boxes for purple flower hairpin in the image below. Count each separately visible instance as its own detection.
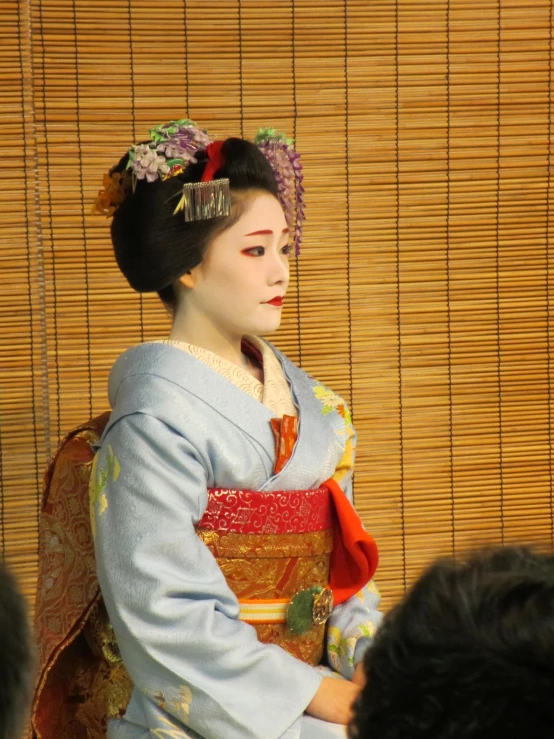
[127,119,212,184]
[94,120,306,251]
[254,128,306,255]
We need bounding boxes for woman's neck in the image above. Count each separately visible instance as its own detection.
[169,307,247,369]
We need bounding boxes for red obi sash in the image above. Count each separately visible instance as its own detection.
[198,478,379,606]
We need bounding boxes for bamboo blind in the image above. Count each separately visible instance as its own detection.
[1,0,553,614]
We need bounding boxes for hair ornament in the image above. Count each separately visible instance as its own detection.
[173,178,231,221]
[172,139,231,221]
[93,119,306,252]
[254,128,305,255]
[128,119,211,183]
[92,118,211,217]
[92,170,132,217]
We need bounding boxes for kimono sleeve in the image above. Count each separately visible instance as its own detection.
[326,402,383,679]
[91,412,322,739]
[326,581,383,679]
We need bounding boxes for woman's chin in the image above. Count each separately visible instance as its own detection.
[240,316,282,337]
[257,320,281,335]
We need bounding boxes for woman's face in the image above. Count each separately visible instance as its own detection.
[184,191,292,338]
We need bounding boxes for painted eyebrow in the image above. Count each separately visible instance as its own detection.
[244,228,290,237]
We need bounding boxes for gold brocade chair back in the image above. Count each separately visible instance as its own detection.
[30,413,133,739]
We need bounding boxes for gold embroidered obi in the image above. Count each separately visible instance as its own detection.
[195,486,335,666]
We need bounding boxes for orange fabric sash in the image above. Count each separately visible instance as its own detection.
[325,477,379,604]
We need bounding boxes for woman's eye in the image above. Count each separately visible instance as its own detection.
[281,244,293,257]
[242,246,265,257]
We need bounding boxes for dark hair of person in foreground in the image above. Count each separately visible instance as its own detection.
[349,546,554,739]
[0,562,34,739]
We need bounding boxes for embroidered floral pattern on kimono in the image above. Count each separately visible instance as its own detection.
[326,579,382,678]
[151,715,200,739]
[327,619,376,672]
[309,383,357,488]
[312,384,352,426]
[150,684,193,723]
[89,444,120,537]
[327,625,357,670]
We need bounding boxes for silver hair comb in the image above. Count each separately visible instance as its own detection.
[173,178,231,221]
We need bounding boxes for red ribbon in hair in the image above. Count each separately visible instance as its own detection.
[201,140,226,182]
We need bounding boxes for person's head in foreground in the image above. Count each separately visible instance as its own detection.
[0,562,34,739]
[349,545,554,739]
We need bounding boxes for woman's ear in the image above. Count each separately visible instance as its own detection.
[178,271,195,289]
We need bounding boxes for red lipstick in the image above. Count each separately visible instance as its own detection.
[266,297,284,307]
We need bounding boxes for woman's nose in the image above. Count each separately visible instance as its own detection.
[268,253,289,284]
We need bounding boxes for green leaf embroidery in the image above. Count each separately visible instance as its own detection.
[359,622,375,639]
[113,455,120,481]
[90,446,121,522]
[97,467,107,493]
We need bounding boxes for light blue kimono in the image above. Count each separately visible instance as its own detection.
[91,341,382,739]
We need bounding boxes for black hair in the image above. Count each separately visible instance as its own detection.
[0,562,34,739]
[110,137,279,309]
[349,546,554,739]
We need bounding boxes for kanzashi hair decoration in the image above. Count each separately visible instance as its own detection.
[93,118,211,216]
[93,119,305,251]
[172,139,231,221]
[254,128,305,255]
[129,119,211,182]
[173,179,231,221]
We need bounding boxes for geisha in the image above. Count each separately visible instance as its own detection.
[33,120,382,739]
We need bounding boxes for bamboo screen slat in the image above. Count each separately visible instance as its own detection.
[1,0,553,615]
[1,0,45,600]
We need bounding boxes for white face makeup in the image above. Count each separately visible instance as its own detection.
[183,191,291,341]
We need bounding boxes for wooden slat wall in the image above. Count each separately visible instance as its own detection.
[1,0,553,614]
[1,0,44,600]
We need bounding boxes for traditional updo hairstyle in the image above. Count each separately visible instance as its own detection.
[110,138,279,311]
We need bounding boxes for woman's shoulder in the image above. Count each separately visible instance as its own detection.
[111,340,186,373]
[102,342,212,448]
[107,341,200,412]
[109,341,190,388]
